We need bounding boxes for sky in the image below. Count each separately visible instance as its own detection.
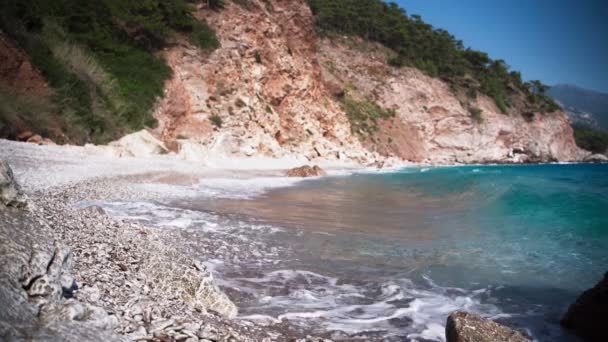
[392,0,608,93]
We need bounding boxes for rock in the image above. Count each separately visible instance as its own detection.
[16,130,34,141]
[584,153,608,163]
[561,272,608,341]
[446,311,530,342]
[26,134,55,145]
[26,134,43,144]
[149,318,175,333]
[286,165,327,177]
[128,326,147,340]
[0,160,27,207]
[109,130,169,158]
[0,198,123,341]
[81,205,106,216]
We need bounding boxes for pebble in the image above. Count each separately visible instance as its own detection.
[22,175,330,342]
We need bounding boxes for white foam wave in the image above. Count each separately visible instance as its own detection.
[234,269,506,341]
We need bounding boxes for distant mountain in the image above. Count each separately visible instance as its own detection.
[548,84,608,131]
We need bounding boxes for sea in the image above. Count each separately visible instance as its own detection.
[94,163,608,341]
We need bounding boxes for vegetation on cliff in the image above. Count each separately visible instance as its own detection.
[308,0,559,115]
[341,89,396,136]
[572,124,608,153]
[0,0,219,144]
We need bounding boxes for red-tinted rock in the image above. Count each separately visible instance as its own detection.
[286,165,326,177]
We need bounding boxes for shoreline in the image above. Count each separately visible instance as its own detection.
[0,139,601,341]
[1,139,597,190]
[2,139,364,341]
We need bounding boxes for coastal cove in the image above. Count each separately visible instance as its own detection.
[93,163,608,341]
[1,0,607,340]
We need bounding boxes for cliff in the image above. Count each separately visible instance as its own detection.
[0,0,586,165]
[152,0,583,165]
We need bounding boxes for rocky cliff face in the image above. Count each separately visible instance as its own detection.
[152,0,584,165]
[319,38,583,164]
[154,0,373,165]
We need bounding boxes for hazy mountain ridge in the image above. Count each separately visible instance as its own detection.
[548,84,608,131]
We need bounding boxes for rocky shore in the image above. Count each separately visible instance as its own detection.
[1,140,593,341]
[1,163,298,341]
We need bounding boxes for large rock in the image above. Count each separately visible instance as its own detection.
[109,130,169,158]
[0,160,26,207]
[584,153,608,163]
[561,272,608,341]
[286,165,327,177]
[446,311,530,342]
[0,204,122,341]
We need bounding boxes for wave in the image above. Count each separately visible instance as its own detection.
[231,269,505,341]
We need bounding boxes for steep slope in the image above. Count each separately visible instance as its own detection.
[153,0,582,165]
[154,0,375,164]
[0,34,63,141]
[319,38,582,163]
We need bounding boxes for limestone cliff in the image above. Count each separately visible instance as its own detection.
[153,0,584,165]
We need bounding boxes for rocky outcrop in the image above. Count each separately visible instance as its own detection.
[0,159,26,207]
[153,0,379,165]
[446,311,530,342]
[0,164,268,340]
[0,168,122,340]
[108,130,169,158]
[149,0,583,166]
[286,165,326,177]
[584,153,608,163]
[26,134,56,145]
[561,272,608,341]
[319,38,583,164]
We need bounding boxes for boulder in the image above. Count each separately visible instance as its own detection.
[0,160,26,207]
[26,134,43,144]
[446,311,530,342]
[26,134,55,145]
[16,130,34,141]
[561,272,608,341]
[286,165,326,177]
[108,130,169,158]
[584,153,608,163]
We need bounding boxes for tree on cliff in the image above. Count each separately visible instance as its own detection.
[307,0,558,115]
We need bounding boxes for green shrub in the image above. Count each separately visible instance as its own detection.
[494,96,509,114]
[466,87,477,99]
[0,0,220,143]
[0,83,58,139]
[189,21,220,50]
[254,50,262,63]
[469,107,483,123]
[210,114,223,128]
[232,0,255,10]
[572,124,608,153]
[342,94,395,135]
[307,0,556,116]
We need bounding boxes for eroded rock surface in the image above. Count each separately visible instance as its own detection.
[446,311,530,342]
[108,130,169,158]
[583,153,608,163]
[0,160,26,207]
[150,0,583,165]
[561,272,608,342]
[0,179,121,340]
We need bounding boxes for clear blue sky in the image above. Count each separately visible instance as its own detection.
[392,0,608,93]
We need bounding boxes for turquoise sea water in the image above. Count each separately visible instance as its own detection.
[189,164,608,341]
[99,164,608,341]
